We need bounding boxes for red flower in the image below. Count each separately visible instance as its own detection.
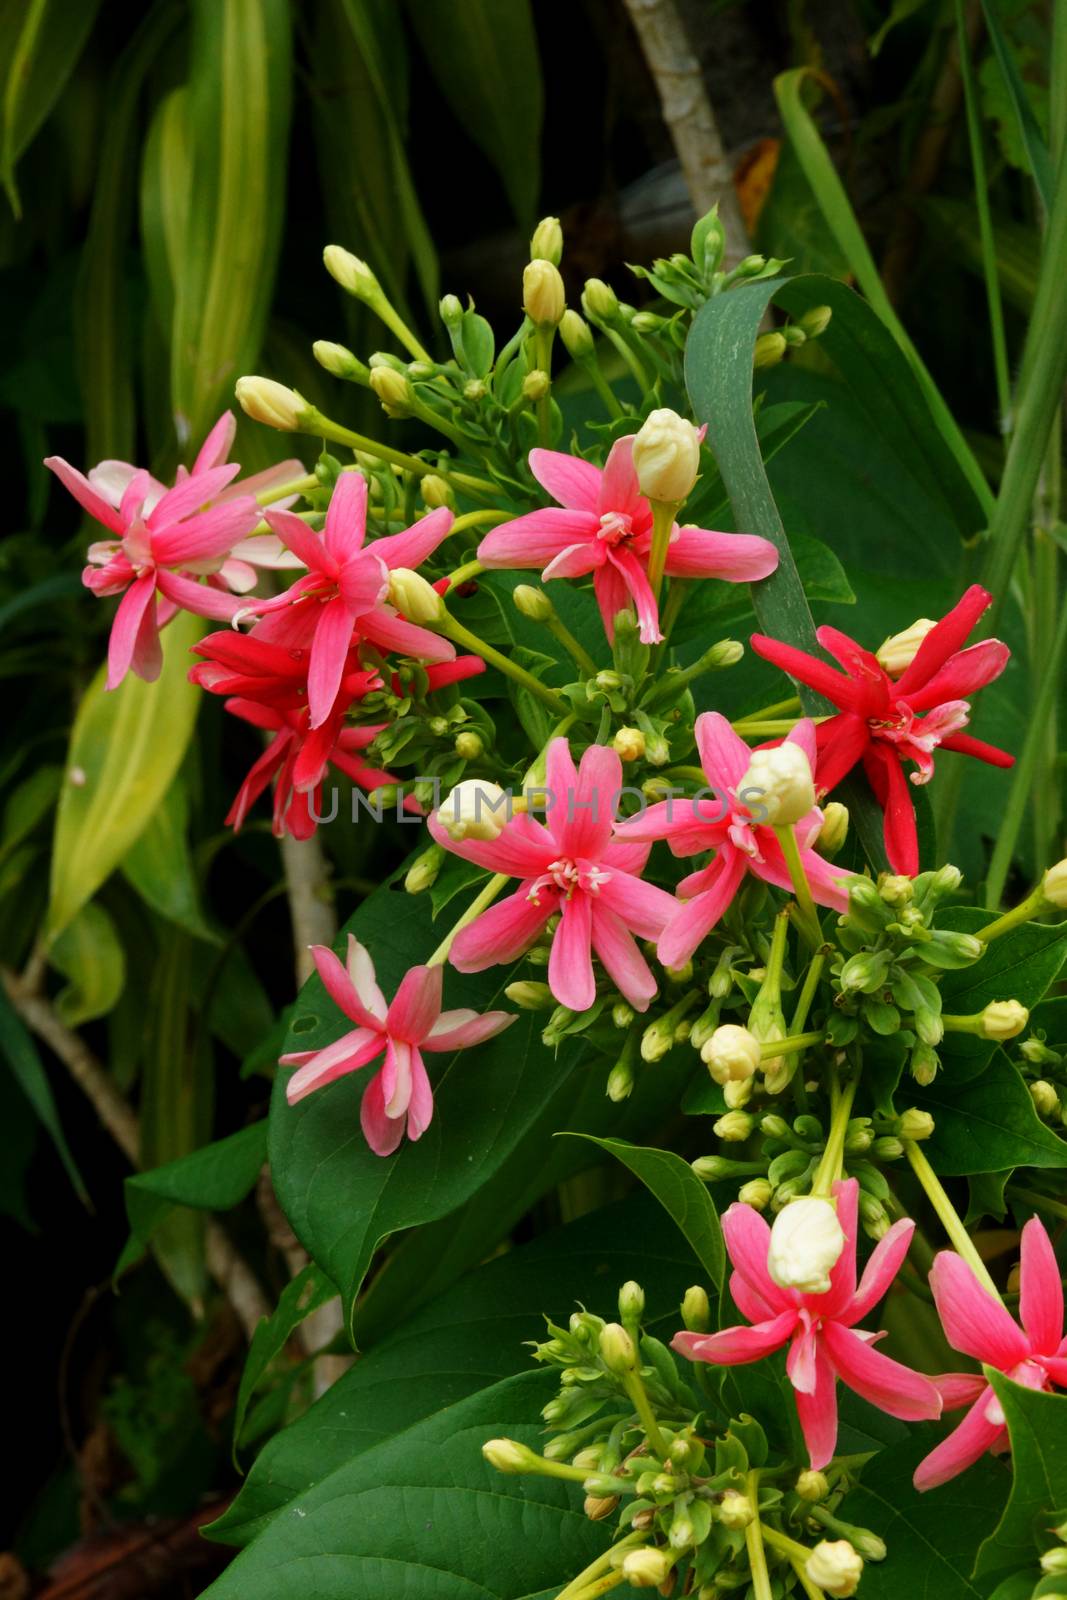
[750,586,1013,874]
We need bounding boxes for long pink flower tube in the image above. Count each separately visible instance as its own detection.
[281,936,515,1155]
[673,1179,942,1468]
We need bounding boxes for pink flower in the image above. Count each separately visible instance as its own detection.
[46,454,264,689]
[913,1218,1067,1491]
[476,438,778,645]
[673,1180,942,1468]
[253,473,457,727]
[281,937,516,1155]
[428,738,679,1012]
[613,714,851,967]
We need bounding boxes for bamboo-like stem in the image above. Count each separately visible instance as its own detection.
[905,1139,1002,1299]
[437,612,568,713]
[744,1474,774,1600]
[428,875,509,967]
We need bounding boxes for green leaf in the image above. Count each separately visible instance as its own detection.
[233,1263,337,1456]
[121,1121,267,1269]
[937,910,1067,1078]
[0,763,61,868]
[122,778,216,939]
[917,1049,1067,1175]
[569,1135,724,1289]
[977,1375,1067,1579]
[270,884,577,1335]
[170,0,292,444]
[200,1370,606,1600]
[0,980,88,1202]
[1,0,102,217]
[838,1435,1011,1598]
[977,0,1053,209]
[772,70,992,514]
[210,1189,700,1546]
[405,0,543,229]
[49,901,126,1025]
[48,609,203,936]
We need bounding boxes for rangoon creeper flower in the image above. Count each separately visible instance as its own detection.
[751,586,1013,875]
[740,739,816,826]
[768,1195,846,1295]
[247,471,456,726]
[806,1540,864,1597]
[631,408,701,503]
[673,1179,941,1468]
[914,1217,1067,1490]
[428,738,678,1012]
[477,438,777,645]
[614,715,853,968]
[281,935,515,1155]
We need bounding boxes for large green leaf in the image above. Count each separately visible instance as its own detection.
[917,1049,1067,1176]
[976,1375,1067,1581]
[49,901,125,1025]
[571,1135,724,1290]
[1,0,102,216]
[937,911,1067,1078]
[48,609,203,936]
[120,1120,268,1270]
[405,0,543,229]
[170,0,292,445]
[271,882,577,1334]
[210,1190,701,1547]
[838,1436,1010,1599]
[201,1370,606,1600]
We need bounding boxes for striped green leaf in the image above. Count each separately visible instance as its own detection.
[1,0,102,216]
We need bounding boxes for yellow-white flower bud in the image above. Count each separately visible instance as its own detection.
[806,1540,864,1597]
[581,277,619,323]
[621,1548,673,1588]
[369,365,414,415]
[817,801,849,857]
[1030,1080,1060,1117]
[740,742,816,827]
[876,618,936,677]
[512,584,554,622]
[795,1469,830,1501]
[718,1489,753,1529]
[613,726,646,763]
[898,1107,935,1141]
[753,331,787,368]
[598,1322,637,1376]
[631,408,701,504]
[979,999,1029,1040]
[323,244,380,301]
[522,369,550,401]
[420,474,454,510]
[530,215,563,265]
[713,1111,753,1142]
[768,1195,845,1296]
[482,1438,538,1474]
[387,568,444,624]
[701,1024,761,1085]
[313,340,369,383]
[739,1178,773,1210]
[454,730,484,761]
[235,376,306,432]
[523,260,565,327]
[681,1285,710,1332]
[559,308,595,360]
[1043,859,1067,909]
[436,779,510,842]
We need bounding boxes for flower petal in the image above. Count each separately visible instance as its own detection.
[608,545,662,644]
[592,559,633,642]
[449,888,555,972]
[478,508,598,568]
[405,1048,434,1141]
[45,456,128,535]
[912,1388,1004,1491]
[106,572,158,689]
[358,608,456,663]
[664,526,779,582]
[722,1201,795,1315]
[815,1179,860,1320]
[658,848,747,968]
[284,1027,384,1102]
[557,741,621,860]
[894,585,992,698]
[529,446,604,512]
[929,1251,1031,1369]
[1019,1216,1064,1353]
[307,595,357,727]
[597,868,678,939]
[324,468,367,562]
[671,1311,797,1367]
[590,905,658,1011]
[427,808,556,878]
[903,639,1010,712]
[749,634,864,711]
[386,963,443,1044]
[346,936,389,1022]
[372,505,454,570]
[549,893,595,1010]
[597,435,645,520]
[844,1218,917,1325]
[822,1321,942,1420]
[423,1008,517,1052]
[793,1337,839,1470]
[695,712,753,791]
[360,1067,405,1156]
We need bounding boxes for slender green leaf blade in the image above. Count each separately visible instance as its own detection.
[0,980,88,1201]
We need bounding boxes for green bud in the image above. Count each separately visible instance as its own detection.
[581,277,619,324]
[439,293,463,327]
[796,1468,830,1501]
[482,1438,540,1474]
[559,308,595,360]
[759,1113,790,1140]
[619,1280,645,1321]
[404,843,445,894]
[681,1285,711,1332]
[420,473,454,509]
[839,949,893,994]
[871,1136,904,1160]
[598,1322,637,1376]
[454,730,484,760]
[738,1178,773,1209]
[799,304,833,337]
[530,215,563,265]
[464,377,488,401]
[504,980,554,1010]
[859,1193,889,1238]
[753,331,787,368]
[714,1111,754,1142]
[522,369,550,401]
[612,1001,635,1029]
[911,1041,940,1085]
[898,1107,935,1141]
[718,1489,754,1529]
[513,583,555,622]
[312,340,370,383]
[606,1060,635,1101]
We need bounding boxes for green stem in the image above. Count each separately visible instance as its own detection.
[446,559,484,590]
[578,351,624,419]
[547,616,598,677]
[255,471,318,506]
[979,157,1067,635]
[646,499,679,604]
[760,1526,824,1600]
[428,875,508,967]
[304,406,497,499]
[985,598,1067,907]
[437,614,568,713]
[811,1065,858,1195]
[744,1477,774,1600]
[451,510,508,536]
[774,824,822,947]
[554,1537,645,1600]
[975,884,1048,941]
[904,1140,1003,1299]
[564,1573,626,1600]
[761,1030,825,1059]
[535,327,555,448]
[658,578,688,643]
[790,948,827,1034]
[622,1369,670,1459]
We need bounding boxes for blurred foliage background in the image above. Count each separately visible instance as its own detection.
[0,0,1056,1592]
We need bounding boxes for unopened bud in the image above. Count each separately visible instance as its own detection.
[713,1111,754,1142]
[876,619,936,678]
[739,1178,773,1210]
[606,1060,635,1101]
[818,802,849,857]
[612,1001,635,1029]
[581,277,619,323]
[800,304,833,337]
[621,1548,673,1588]
[404,843,444,894]
[768,1195,846,1295]
[439,293,463,328]
[323,244,381,300]
[1040,1548,1067,1576]
[388,567,444,624]
[718,1490,753,1529]
[753,331,787,368]
[871,1136,904,1159]
[632,408,701,504]
[598,1322,637,1376]
[369,365,414,415]
[435,779,510,842]
[584,1494,618,1521]
[1030,1079,1060,1117]
[911,1041,940,1085]
[511,584,555,623]
[235,376,306,432]
[979,999,1029,1040]
[681,1285,710,1332]
[796,1469,830,1501]
[702,1024,761,1084]
[522,369,550,401]
[464,377,488,402]
[559,308,595,360]
[898,1107,935,1141]
[613,726,646,763]
[523,260,565,327]
[421,474,454,510]
[859,1194,889,1238]
[505,981,554,1010]
[313,340,370,383]
[1043,859,1067,909]
[454,730,484,760]
[739,741,815,826]
[806,1540,864,1597]
[530,215,563,265]
[482,1438,539,1474]
[619,1280,645,1322]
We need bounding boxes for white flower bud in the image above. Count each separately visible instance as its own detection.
[235,376,306,432]
[1030,1080,1060,1117]
[621,1548,673,1588]
[559,308,595,359]
[323,244,381,301]
[369,365,414,415]
[701,1024,761,1084]
[530,215,563,265]
[313,340,369,383]
[482,1438,538,1474]
[739,741,816,827]
[718,1489,754,1529]
[631,408,701,504]
[713,1111,753,1142]
[613,726,646,763]
[504,981,554,1010]
[796,1469,830,1501]
[739,1178,773,1210]
[806,1540,864,1597]
[436,779,510,842]
[768,1195,846,1296]
[387,568,444,624]
[1043,859,1067,909]
[876,617,936,677]
[898,1107,935,1141]
[979,999,1029,1040]
[523,260,565,327]
[817,801,849,857]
